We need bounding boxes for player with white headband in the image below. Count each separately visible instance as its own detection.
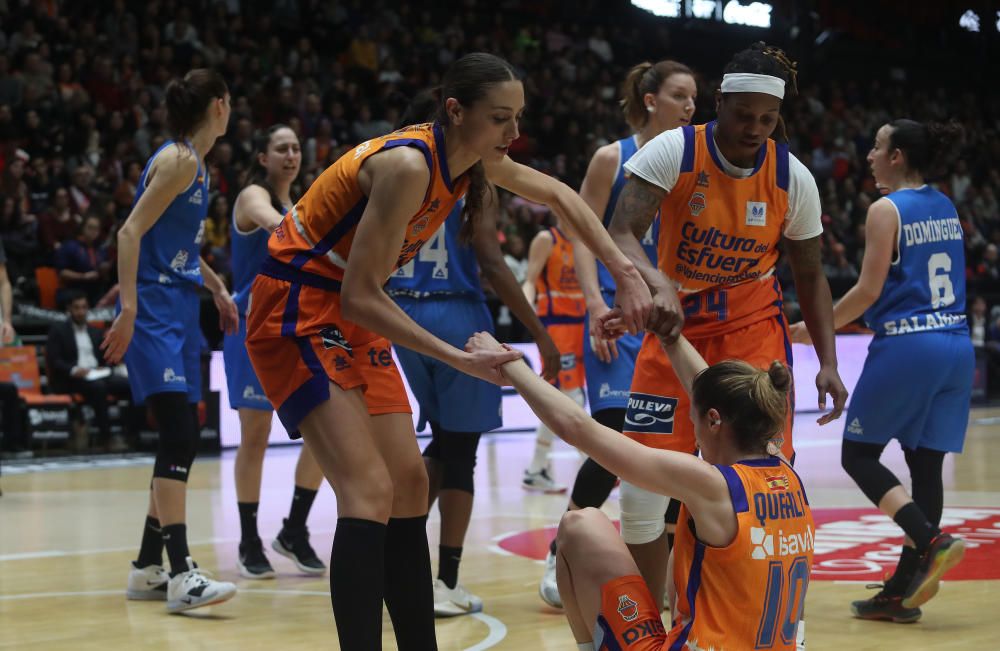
[581,42,848,649]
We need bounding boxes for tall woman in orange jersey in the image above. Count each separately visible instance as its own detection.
[244,53,651,650]
[466,326,813,651]
[606,43,848,610]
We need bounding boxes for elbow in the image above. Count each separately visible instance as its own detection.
[339,290,365,324]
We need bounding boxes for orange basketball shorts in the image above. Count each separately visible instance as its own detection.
[624,316,794,458]
[594,575,667,650]
[245,273,410,438]
[543,319,585,391]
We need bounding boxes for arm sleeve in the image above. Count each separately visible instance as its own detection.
[783,154,824,240]
[622,127,685,193]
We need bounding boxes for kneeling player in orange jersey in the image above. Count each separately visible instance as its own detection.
[466,325,813,651]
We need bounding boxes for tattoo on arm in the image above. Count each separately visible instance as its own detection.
[610,178,664,240]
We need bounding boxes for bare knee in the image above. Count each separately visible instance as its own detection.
[336,464,395,522]
[558,507,604,550]
[392,455,430,510]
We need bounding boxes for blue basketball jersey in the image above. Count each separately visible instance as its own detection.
[231,186,284,316]
[134,141,209,287]
[386,198,485,300]
[864,186,968,338]
[597,136,660,292]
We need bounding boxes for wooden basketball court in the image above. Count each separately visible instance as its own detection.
[2,408,999,650]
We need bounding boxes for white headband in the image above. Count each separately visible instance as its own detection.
[721,73,785,99]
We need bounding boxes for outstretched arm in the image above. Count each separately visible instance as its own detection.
[467,331,732,542]
[471,187,560,381]
[342,148,521,385]
[784,234,848,424]
[485,156,651,335]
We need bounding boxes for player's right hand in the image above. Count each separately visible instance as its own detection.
[461,332,523,385]
[101,310,135,365]
[644,286,684,344]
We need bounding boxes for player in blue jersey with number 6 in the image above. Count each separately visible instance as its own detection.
[791,119,972,623]
[387,93,561,617]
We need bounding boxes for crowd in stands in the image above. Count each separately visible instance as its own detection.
[0,0,998,412]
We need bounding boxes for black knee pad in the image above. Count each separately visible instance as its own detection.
[570,456,617,508]
[150,393,199,482]
[664,497,681,525]
[438,429,481,494]
[593,407,626,433]
[841,438,900,505]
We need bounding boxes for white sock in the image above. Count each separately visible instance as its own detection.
[529,423,555,473]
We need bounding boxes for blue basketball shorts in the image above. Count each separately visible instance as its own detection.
[392,296,502,433]
[223,317,272,411]
[584,290,642,413]
[123,283,201,404]
[844,331,974,453]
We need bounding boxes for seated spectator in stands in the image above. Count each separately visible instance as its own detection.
[38,187,82,258]
[823,241,860,282]
[971,295,989,348]
[46,292,131,450]
[54,215,108,306]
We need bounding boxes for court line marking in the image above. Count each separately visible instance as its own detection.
[0,588,509,650]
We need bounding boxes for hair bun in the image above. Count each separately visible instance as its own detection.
[767,361,791,392]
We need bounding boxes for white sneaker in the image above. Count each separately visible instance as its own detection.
[522,468,567,494]
[433,579,483,617]
[166,557,237,613]
[126,562,169,601]
[539,550,562,608]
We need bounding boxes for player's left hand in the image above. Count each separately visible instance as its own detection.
[815,365,848,425]
[788,321,811,344]
[214,290,239,336]
[536,331,561,382]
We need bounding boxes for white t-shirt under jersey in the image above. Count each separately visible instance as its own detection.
[623,127,823,241]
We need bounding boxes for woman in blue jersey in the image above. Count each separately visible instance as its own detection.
[791,119,971,623]
[225,125,326,579]
[387,94,560,616]
[102,69,239,613]
[539,59,697,608]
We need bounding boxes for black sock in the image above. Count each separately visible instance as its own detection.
[884,545,921,595]
[892,502,939,551]
[549,536,558,556]
[384,516,437,651]
[331,518,386,651]
[136,515,163,567]
[286,486,318,530]
[161,524,191,576]
[238,502,260,542]
[438,545,463,589]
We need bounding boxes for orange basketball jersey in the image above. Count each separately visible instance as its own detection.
[535,227,586,390]
[657,122,791,338]
[668,457,814,650]
[534,227,586,320]
[267,122,469,283]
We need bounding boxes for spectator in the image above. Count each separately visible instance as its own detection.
[54,215,107,306]
[46,292,131,451]
[38,187,82,257]
[0,239,15,345]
